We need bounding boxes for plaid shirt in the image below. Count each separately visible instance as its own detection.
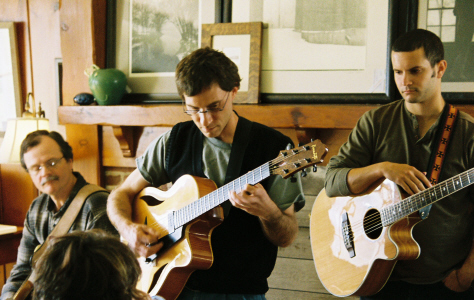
[0,172,118,299]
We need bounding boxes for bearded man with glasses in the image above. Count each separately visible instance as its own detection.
[108,47,304,300]
[0,130,118,300]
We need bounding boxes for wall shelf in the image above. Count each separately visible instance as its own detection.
[58,103,383,129]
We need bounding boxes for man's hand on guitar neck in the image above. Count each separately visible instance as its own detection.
[229,183,298,247]
[229,183,277,218]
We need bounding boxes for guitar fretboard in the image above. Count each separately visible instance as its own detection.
[381,168,474,226]
[173,162,272,228]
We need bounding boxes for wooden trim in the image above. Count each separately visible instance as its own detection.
[58,103,474,129]
[65,124,102,185]
[58,104,383,129]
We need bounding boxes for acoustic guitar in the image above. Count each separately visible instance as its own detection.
[132,140,328,299]
[310,168,474,297]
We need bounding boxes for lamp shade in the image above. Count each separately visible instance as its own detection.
[0,117,49,163]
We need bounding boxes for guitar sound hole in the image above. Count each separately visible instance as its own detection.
[364,209,382,240]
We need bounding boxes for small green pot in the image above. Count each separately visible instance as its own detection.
[86,65,127,105]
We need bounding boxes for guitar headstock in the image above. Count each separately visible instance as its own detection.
[272,139,328,179]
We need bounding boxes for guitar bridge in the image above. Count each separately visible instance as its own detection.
[342,212,355,258]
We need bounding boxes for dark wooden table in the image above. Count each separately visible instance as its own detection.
[0,227,23,265]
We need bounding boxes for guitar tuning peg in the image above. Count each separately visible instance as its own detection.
[301,169,307,177]
[286,143,293,150]
[313,165,318,172]
[311,138,314,142]
[290,175,297,183]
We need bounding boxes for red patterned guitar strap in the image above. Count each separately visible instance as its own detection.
[419,104,458,219]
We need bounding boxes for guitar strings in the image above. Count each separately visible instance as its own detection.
[342,170,474,242]
[139,144,316,233]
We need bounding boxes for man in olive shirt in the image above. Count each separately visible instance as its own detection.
[325,29,474,299]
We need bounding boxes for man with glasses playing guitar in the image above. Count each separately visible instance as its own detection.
[107,47,309,300]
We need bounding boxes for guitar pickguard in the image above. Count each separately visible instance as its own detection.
[145,226,184,263]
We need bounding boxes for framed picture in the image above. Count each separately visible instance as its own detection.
[0,22,21,133]
[417,0,474,104]
[201,22,263,103]
[232,0,396,103]
[110,0,222,103]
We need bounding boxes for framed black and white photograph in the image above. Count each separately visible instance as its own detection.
[232,0,393,103]
[418,0,474,103]
[113,0,219,102]
[0,22,21,133]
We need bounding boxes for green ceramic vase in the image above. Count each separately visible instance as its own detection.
[87,65,127,105]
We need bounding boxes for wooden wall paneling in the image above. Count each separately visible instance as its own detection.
[268,257,356,299]
[102,126,172,168]
[59,0,107,185]
[0,262,16,291]
[28,0,62,127]
[268,257,323,293]
[65,124,102,185]
[5,263,14,283]
[59,0,106,106]
[1,265,4,286]
[266,289,353,300]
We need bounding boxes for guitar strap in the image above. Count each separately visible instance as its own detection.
[221,114,253,216]
[419,104,458,220]
[13,184,106,300]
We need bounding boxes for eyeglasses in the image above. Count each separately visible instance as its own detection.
[183,92,230,116]
[27,157,64,174]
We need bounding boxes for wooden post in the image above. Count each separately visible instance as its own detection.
[59,0,107,185]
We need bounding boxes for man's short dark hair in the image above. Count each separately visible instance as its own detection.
[175,47,241,99]
[391,28,444,67]
[20,130,73,170]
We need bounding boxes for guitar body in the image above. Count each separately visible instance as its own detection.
[130,140,328,299]
[133,175,224,300]
[310,179,422,297]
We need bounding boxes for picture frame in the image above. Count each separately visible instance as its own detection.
[0,22,22,133]
[109,0,223,103]
[201,22,263,103]
[231,0,400,104]
[417,0,474,104]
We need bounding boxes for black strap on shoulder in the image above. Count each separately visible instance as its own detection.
[221,115,253,216]
[192,128,204,177]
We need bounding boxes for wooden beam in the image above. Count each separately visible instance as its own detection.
[59,0,106,185]
[112,126,143,157]
[65,124,102,185]
[58,104,381,129]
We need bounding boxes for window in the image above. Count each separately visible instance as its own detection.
[426,0,456,42]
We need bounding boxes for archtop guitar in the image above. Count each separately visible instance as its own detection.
[133,140,328,299]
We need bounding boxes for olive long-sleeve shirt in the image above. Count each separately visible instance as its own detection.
[325,99,474,284]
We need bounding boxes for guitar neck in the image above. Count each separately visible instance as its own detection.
[173,162,272,228]
[382,168,474,226]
